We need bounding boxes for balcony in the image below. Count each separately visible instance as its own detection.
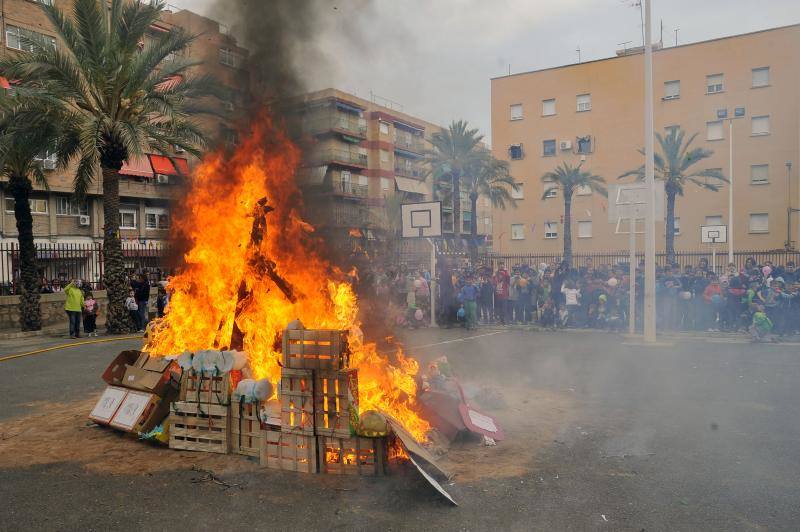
[304,112,367,139]
[393,134,426,154]
[314,148,368,169]
[332,179,369,199]
[394,163,424,178]
[331,203,369,227]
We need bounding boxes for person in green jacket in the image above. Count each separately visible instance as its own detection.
[64,279,85,338]
[750,304,774,343]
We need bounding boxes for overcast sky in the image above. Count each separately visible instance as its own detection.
[172,0,799,145]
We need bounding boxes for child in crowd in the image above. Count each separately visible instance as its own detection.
[83,292,98,337]
[750,305,774,342]
[125,289,140,330]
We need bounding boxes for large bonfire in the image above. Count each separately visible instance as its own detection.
[145,116,430,440]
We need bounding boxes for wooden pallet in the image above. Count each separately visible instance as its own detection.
[280,369,315,435]
[179,370,231,405]
[282,328,347,371]
[314,369,359,438]
[230,401,265,458]
[318,436,387,476]
[169,401,229,454]
[260,430,318,473]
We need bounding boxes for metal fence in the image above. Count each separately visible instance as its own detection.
[0,242,171,295]
[474,249,800,273]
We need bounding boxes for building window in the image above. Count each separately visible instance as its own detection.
[508,144,524,160]
[4,197,48,214]
[544,222,558,239]
[484,217,491,227]
[6,25,56,52]
[705,215,723,226]
[672,217,681,236]
[706,74,724,94]
[665,125,680,135]
[145,209,169,230]
[380,149,390,163]
[576,136,592,154]
[544,186,557,199]
[380,177,390,192]
[511,183,523,200]
[511,224,525,240]
[751,164,769,184]
[119,208,137,229]
[510,104,523,120]
[752,67,769,88]
[576,94,591,112]
[575,184,592,196]
[706,120,724,141]
[664,80,680,99]
[32,0,54,4]
[56,197,88,216]
[542,98,556,116]
[219,48,239,67]
[340,170,352,193]
[542,139,556,157]
[483,197,490,207]
[379,121,389,135]
[749,213,769,233]
[577,221,592,238]
[751,115,770,136]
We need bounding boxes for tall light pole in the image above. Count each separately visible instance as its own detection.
[643,0,657,343]
[727,108,745,264]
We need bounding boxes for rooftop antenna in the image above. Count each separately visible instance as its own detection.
[576,45,581,63]
[618,40,632,54]
[508,63,511,76]
[660,19,664,46]
[674,27,679,46]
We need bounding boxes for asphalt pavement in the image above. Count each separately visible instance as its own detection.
[1,328,799,531]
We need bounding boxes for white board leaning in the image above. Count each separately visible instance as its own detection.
[701,225,728,244]
[401,201,442,238]
[608,182,665,234]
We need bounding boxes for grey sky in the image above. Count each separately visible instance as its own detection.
[171,0,799,145]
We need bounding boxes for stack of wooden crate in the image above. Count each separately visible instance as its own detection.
[260,324,387,475]
[168,369,231,454]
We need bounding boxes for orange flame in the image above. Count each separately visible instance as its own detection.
[144,116,430,440]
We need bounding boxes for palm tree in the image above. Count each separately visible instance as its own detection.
[464,151,517,261]
[620,128,726,264]
[541,162,607,266]
[0,105,62,330]
[2,0,219,332]
[425,120,485,241]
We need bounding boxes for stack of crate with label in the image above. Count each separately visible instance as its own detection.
[168,367,231,454]
[261,322,387,475]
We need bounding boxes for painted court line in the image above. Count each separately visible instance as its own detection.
[410,331,507,349]
[0,335,141,363]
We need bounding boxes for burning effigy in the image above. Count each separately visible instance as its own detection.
[88,116,468,501]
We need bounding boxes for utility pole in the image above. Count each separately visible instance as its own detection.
[643,0,657,343]
[728,119,734,264]
[674,28,679,46]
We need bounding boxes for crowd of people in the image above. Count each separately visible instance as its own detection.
[369,256,800,342]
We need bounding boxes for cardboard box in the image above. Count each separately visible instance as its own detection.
[102,350,142,386]
[109,389,173,434]
[122,363,175,397]
[89,386,129,425]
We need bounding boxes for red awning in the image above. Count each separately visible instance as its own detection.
[120,156,154,178]
[148,154,188,176]
[0,77,10,90]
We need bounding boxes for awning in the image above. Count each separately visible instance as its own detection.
[394,120,424,133]
[341,134,362,144]
[395,176,429,195]
[148,154,189,176]
[335,100,364,114]
[0,77,10,90]
[120,156,154,178]
[296,165,328,186]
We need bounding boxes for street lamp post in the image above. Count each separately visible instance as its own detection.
[643,0,657,343]
[726,108,745,264]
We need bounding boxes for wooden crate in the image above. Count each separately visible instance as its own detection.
[318,436,387,476]
[260,430,318,474]
[314,370,359,438]
[280,369,315,435]
[179,370,231,405]
[231,401,265,458]
[169,401,229,454]
[282,328,347,371]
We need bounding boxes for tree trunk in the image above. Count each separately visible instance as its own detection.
[452,171,461,241]
[469,190,478,265]
[9,175,41,331]
[563,192,573,266]
[101,165,135,333]
[666,188,677,266]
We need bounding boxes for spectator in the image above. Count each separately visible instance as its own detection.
[130,274,150,332]
[125,289,140,331]
[478,274,494,324]
[561,279,581,327]
[494,263,510,325]
[64,279,84,338]
[458,276,479,330]
[83,291,99,337]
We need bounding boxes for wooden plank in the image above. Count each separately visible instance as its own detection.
[169,401,229,454]
[314,369,358,438]
[260,430,318,473]
[318,436,387,476]
[282,328,345,371]
[280,369,315,435]
[179,370,231,405]
[230,402,264,457]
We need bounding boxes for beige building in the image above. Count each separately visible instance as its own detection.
[491,24,800,255]
[288,88,492,262]
[0,3,246,258]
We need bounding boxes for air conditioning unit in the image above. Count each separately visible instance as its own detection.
[78,215,90,226]
[43,158,57,170]
[156,174,170,184]
[559,140,572,151]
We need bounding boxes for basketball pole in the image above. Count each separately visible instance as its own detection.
[643,0,657,343]
[629,218,636,335]
[427,237,437,328]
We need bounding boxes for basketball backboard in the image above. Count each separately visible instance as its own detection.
[401,201,442,238]
[608,182,665,234]
[701,224,727,244]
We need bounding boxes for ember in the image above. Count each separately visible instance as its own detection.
[143,116,430,440]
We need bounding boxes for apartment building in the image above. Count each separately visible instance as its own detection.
[491,24,800,254]
[0,3,247,255]
[288,88,493,260]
